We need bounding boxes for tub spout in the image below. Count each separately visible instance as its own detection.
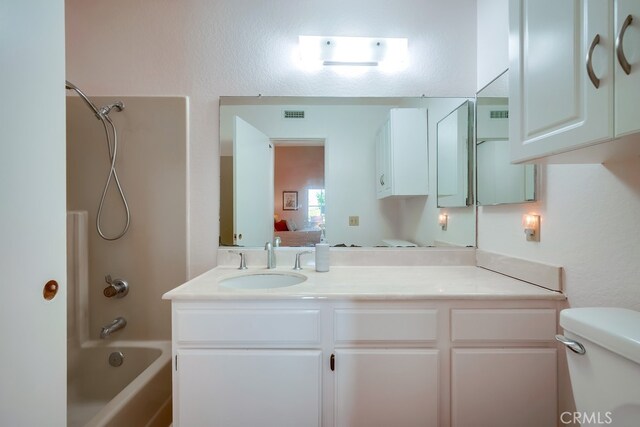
[100,317,127,339]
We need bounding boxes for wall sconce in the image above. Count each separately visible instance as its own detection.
[298,35,408,67]
[438,214,448,231]
[523,214,540,242]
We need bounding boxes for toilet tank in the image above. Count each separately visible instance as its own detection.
[559,308,640,426]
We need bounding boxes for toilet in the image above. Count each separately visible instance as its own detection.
[558,308,640,427]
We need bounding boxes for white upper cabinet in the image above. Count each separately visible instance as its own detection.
[510,0,640,163]
[375,108,428,198]
[615,0,640,137]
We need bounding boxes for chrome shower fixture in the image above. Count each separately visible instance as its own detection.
[65,80,131,241]
[99,102,124,116]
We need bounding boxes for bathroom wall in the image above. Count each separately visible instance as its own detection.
[65,0,477,276]
[67,97,188,340]
[476,1,640,310]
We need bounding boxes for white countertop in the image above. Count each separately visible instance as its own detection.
[163,265,565,301]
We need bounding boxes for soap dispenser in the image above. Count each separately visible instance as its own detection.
[315,225,329,272]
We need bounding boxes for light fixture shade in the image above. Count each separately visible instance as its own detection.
[299,35,408,67]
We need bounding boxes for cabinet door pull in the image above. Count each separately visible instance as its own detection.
[586,33,601,89]
[616,14,633,75]
[330,353,335,371]
[380,174,385,186]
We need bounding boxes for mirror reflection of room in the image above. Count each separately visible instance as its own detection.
[476,69,536,205]
[220,97,476,248]
[273,142,325,247]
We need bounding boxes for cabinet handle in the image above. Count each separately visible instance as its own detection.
[555,334,586,355]
[330,353,335,371]
[380,174,385,186]
[586,33,601,89]
[616,14,633,75]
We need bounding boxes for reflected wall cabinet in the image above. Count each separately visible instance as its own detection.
[376,108,428,198]
[509,0,640,163]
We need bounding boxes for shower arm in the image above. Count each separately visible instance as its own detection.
[65,80,102,119]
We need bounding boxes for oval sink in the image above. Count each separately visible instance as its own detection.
[219,272,307,290]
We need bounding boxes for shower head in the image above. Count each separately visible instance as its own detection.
[99,101,125,117]
[65,80,102,119]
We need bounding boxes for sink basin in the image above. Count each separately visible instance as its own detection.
[219,272,307,290]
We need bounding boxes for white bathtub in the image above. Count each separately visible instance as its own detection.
[67,340,172,427]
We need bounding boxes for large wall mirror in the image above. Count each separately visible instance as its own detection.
[219,96,476,248]
[476,70,536,205]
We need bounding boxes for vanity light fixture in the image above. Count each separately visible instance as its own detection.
[298,35,408,67]
[438,214,448,231]
[523,214,540,242]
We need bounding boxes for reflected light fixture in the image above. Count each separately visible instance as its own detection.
[523,214,540,242]
[438,214,448,231]
[299,35,408,67]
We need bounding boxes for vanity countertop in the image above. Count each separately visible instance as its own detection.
[162,265,565,301]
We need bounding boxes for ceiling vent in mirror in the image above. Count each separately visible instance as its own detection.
[490,110,509,119]
[283,110,305,119]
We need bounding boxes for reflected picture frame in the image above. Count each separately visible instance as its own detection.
[283,191,298,210]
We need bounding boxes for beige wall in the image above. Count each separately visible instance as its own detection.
[67,96,188,340]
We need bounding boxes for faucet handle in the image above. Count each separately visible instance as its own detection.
[229,250,247,270]
[293,251,313,270]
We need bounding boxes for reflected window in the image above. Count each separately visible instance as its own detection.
[307,189,325,226]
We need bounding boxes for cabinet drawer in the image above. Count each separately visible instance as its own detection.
[334,309,437,343]
[176,309,321,345]
[451,309,556,342]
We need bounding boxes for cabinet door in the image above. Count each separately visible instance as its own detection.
[509,0,613,162]
[451,348,557,427]
[176,349,322,427]
[614,0,640,137]
[389,108,428,196]
[334,349,439,427]
[376,120,391,198]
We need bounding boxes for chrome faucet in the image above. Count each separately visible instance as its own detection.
[100,317,127,339]
[293,251,313,270]
[265,241,276,269]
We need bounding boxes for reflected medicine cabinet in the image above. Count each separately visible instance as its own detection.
[375,108,428,199]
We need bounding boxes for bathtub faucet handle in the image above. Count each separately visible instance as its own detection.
[103,275,129,298]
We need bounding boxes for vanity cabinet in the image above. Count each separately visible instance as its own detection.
[170,300,561,427]
[509,0,640,163]
[334,349,439,427]
[450,309,558,427]
[172,305,324,426]
[177,349,322,426]
[332,308,440,427]
[375,108,428,198]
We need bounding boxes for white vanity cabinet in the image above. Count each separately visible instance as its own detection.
[170,299,562,427]
[450,309,558,427]
[332,308,440,427]
[172,303,324,426]
[509,0,640,163]
[375,108,428,198]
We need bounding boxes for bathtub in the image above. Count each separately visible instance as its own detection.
[67,340,172,427]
